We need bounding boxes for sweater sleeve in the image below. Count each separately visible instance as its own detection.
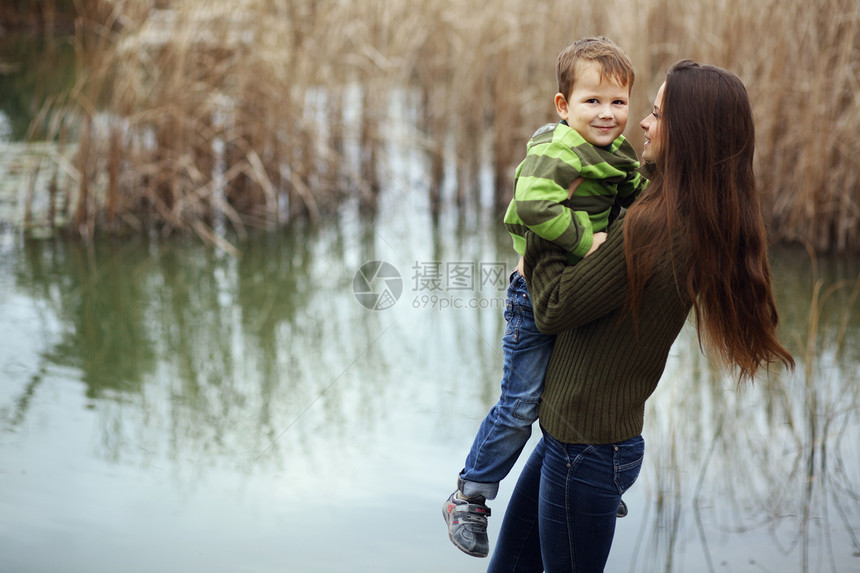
[523,217,630,334]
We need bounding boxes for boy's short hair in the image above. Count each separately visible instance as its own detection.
[557,36,635,99]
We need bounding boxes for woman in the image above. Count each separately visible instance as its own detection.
[487,60,795,572]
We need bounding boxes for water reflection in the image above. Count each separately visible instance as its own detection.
[1,215,859,572]
[632,249,860,572]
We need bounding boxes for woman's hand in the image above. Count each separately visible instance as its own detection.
[568,177,584,199]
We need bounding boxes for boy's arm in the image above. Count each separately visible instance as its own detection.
[615,138,648,209]
[514,150,594,259]
[617,171,648,209]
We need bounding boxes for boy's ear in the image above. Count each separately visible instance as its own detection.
[554,93,569,121]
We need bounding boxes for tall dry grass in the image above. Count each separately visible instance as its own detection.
[36,0,860,251]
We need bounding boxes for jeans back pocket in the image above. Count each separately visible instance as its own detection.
[613,436,645,494]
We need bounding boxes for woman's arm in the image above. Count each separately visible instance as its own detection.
[523,218,630,334]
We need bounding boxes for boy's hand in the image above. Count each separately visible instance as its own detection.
[584,232,607,257]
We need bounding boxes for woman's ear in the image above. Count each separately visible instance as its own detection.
[554,93,569,121]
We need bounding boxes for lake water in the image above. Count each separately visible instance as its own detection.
[1,166,859,572]
[1,30,860,573]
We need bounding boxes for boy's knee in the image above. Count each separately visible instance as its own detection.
[512,399,540,423]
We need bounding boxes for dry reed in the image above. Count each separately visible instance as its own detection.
[35,0,860,252]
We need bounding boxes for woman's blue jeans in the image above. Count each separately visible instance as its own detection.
[458,271,556,500]
[487,433,645,573]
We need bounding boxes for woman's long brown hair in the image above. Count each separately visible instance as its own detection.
[624,60,794,381]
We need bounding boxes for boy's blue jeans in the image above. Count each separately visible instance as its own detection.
[458,271,555,500]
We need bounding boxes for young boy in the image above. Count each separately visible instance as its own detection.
[443,36,646,558]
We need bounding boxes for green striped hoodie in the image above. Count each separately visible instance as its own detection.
[504,121,646,260]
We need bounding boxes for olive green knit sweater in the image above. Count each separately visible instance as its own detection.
[523,214,693,444]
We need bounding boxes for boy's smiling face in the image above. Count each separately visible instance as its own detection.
[555,61,630,148]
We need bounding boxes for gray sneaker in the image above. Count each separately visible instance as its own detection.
[442,491,491,557]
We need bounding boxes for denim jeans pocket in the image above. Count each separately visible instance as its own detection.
[613,437,645,493]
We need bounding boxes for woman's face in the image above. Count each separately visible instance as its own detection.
[640,82,665,163]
